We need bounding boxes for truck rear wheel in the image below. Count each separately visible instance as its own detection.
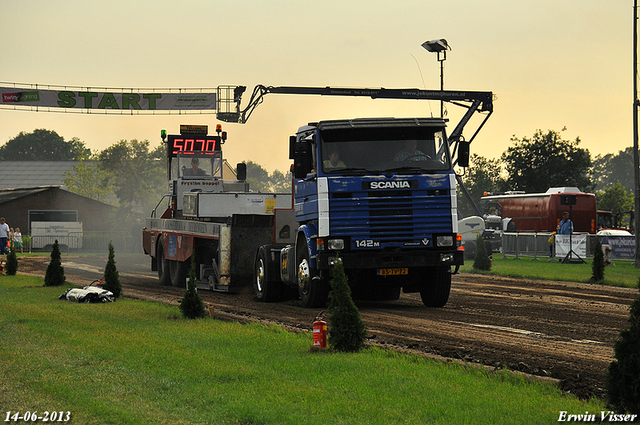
[297,241,329,308]
[157,239,171,286]
[170,259,189,288]
[254,246,283,302]
[420,266,451,307]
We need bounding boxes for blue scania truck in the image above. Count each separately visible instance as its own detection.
[245,86,493,308]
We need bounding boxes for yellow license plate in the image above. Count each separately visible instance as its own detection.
[377,268,408,276]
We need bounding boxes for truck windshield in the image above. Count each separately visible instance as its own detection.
[319,127,450,174]
[170,152,223,180]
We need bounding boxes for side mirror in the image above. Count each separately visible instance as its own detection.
[458,140,470,168]
[289,135,296,159]
[292,139,312,179]
[236,163,247,181]
[293,150,311,178]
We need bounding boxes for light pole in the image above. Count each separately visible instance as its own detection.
[634,1,640,268]
[421,38,451,117]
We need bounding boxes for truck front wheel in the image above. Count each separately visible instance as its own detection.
[420,266,451,307]
[297,241,329,308]
[157,239,171,286]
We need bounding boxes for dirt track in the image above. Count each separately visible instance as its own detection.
[18,253,639,401]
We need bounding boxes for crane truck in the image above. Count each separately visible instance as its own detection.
[142,85,494,308]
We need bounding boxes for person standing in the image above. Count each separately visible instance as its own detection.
[0,218,9,255]
[557,211,573,235]
[13,227,23,254]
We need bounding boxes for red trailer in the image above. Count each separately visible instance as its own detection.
[481,187,596,233]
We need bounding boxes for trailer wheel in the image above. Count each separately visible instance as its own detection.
[254,246,282,302]
[169,260,189,288]
[297,240,329,308]
[157,240,171,286]
[419,266,451,307]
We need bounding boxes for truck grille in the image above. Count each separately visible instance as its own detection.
[329,189,452,243]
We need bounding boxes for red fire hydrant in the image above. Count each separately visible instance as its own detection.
[313,311,327,349]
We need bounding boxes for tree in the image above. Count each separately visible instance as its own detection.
[472,234,492,271]
[44,240,65,286]
[0,129,90,160]
[501,129,593,193]
[607,281,640,414]
[596,183,634,228]
[5,243,17,276]
[102,242,122,298]
[327,260,366,352]
[270,169,292,193]
[245,161,270,192]
[97,139,166,216]
[592,147,635,192]
[458,154,507,216]
[62,153,114,202]
[244,161,292,193]
[179,253,207,319]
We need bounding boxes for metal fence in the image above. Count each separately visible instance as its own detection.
[500,232,602,260]
[28,232,142,253]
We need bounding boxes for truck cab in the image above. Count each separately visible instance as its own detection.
[267,118,465,307]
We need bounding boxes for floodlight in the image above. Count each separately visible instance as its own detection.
[421,39,450,53]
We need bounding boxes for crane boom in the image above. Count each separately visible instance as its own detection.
[220,84,492,125]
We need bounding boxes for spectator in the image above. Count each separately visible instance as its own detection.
[557,212,573,235]
[13,227,23,254]
[0,218,9,255]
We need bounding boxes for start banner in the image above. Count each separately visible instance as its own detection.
[0,86,216,112]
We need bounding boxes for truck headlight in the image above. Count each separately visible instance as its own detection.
[328,239,345,250]
[436,236,454,247]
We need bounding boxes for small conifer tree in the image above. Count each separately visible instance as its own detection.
[327,260,366,352]
[591,239,605,283]
[5,243,17,275]
[102,242,122,298]
[607,280,640,414]
[44,240,65,287]
[472,234,491,271]
[179,253,207,319]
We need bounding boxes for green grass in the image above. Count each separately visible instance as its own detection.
[461,257,640,288]
[0,275,606,425]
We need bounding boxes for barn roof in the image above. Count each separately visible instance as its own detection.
[0,161,77,189]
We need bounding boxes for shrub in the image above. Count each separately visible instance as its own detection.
[22,235,31,252]
[102,241,122,298]
[327,259,366,352]
[473,234,491,271]
[179,253,207,319]
[44,240,65,287]
[5,243,17,275]
[607,280,640,414]
[591,239,605,283]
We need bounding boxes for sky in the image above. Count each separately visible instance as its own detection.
[0,0,635,173]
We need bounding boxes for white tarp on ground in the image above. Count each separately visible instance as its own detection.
[59,286,115,303]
